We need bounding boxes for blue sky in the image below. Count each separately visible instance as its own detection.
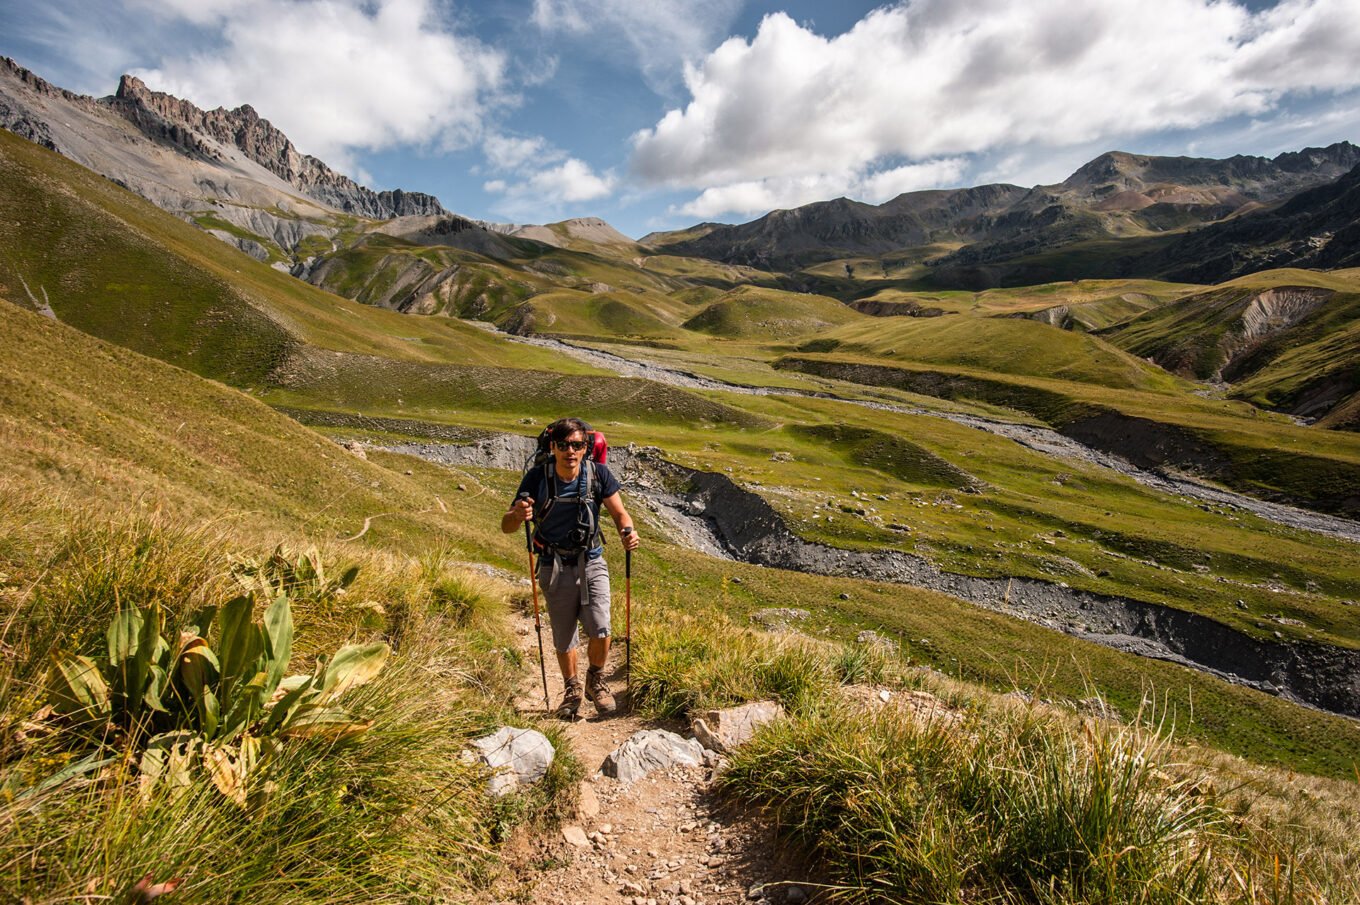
[3,0,1359,238]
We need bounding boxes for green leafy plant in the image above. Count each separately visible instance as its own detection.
[230,544,360,604]
[44,592,388,805]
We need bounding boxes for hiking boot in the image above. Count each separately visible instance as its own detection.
[586,666,616,714]
[556,676,583,720]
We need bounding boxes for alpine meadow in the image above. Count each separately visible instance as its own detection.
[3,6,1360,902]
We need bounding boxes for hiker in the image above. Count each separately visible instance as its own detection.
[501,417,640,718]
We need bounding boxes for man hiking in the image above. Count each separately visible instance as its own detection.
[502,417,640,718]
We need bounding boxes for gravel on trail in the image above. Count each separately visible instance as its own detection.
[490,606,821,905]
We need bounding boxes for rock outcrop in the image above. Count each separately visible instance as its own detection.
[108,74,445,219]
[0,57,450,265]
[602,730,705,783]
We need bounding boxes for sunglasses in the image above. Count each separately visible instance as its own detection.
[554,440,588,452]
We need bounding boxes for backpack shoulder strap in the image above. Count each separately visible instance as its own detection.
[583,460,604,546]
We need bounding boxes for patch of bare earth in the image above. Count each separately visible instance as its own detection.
[490,610,822,905]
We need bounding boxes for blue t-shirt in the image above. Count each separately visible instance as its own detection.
[515,461,621,558]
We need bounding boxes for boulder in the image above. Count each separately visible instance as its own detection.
[601,729,704,783]
[470,727,555,796]
[691,701,784,754]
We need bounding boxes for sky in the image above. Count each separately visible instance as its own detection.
[3,0,1360,238]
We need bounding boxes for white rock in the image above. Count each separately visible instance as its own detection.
[471,727,555,796]
[602,730,705,783]
[691,701,784,754]
[562,825,590,847]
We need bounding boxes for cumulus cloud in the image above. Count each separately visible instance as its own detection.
[482,133,563,171]
[531,0,743,91]
[481,131,615,218]
[129,0,505,169]
[484,154,616,205]
[525,158,616,202]
[633,0,1360,219]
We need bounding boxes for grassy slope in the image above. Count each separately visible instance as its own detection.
[5,285,1360,789]
[773,347,1360,512]
[1098,270,1360,422]
[808,314,1186,391]
[261,345,773,433]
[638,389,1360,646]
[0,132,767,439]
[0,129,595,379]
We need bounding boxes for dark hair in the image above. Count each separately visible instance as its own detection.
[549,417,588,442]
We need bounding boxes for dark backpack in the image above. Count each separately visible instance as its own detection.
[523,419,609,554]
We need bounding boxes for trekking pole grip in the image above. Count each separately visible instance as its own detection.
[517,491,533,551]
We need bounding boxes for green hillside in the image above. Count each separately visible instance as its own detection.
[682,285,864,338]
[806,313,1186,391]
[1098,271,1360,427]
[0,129,590,379]
[7,66,1360,905]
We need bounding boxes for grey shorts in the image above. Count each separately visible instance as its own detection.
[538,553,611,653]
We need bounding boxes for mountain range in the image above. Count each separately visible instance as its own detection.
[645,144,1360,285]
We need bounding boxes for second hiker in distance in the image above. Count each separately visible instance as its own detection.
[501,417,640,718]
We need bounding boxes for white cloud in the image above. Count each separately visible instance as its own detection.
[633,0,1360,218]
[531,0,743,92]
[482,133,562,171]
[485,156,616,210]
[480,130,616,216]
[527,158,616,202]
[129,0,505,168]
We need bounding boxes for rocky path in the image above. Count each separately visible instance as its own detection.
[475,323,1360,545]
[492,608,818,905]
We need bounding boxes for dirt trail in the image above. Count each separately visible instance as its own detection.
[493,607,818,905]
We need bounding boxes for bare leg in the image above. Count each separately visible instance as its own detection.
[587,636,611,670]
[557,648,577,681]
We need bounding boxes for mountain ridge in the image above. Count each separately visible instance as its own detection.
[650,143,1360,274]
[0,56,449,264]
[108,72,445,219]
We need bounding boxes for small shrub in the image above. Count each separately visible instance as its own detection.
[230,544,359,604]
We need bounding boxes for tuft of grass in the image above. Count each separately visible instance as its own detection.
[832,644,890,686]
[717,697,1342,903]
[629,611,834,719]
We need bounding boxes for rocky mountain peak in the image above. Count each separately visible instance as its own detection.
[103,72,445,220]
[1060,142,1360,201]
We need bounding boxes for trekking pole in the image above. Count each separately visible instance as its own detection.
[520,492,550,712]
[622,527,634,700]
